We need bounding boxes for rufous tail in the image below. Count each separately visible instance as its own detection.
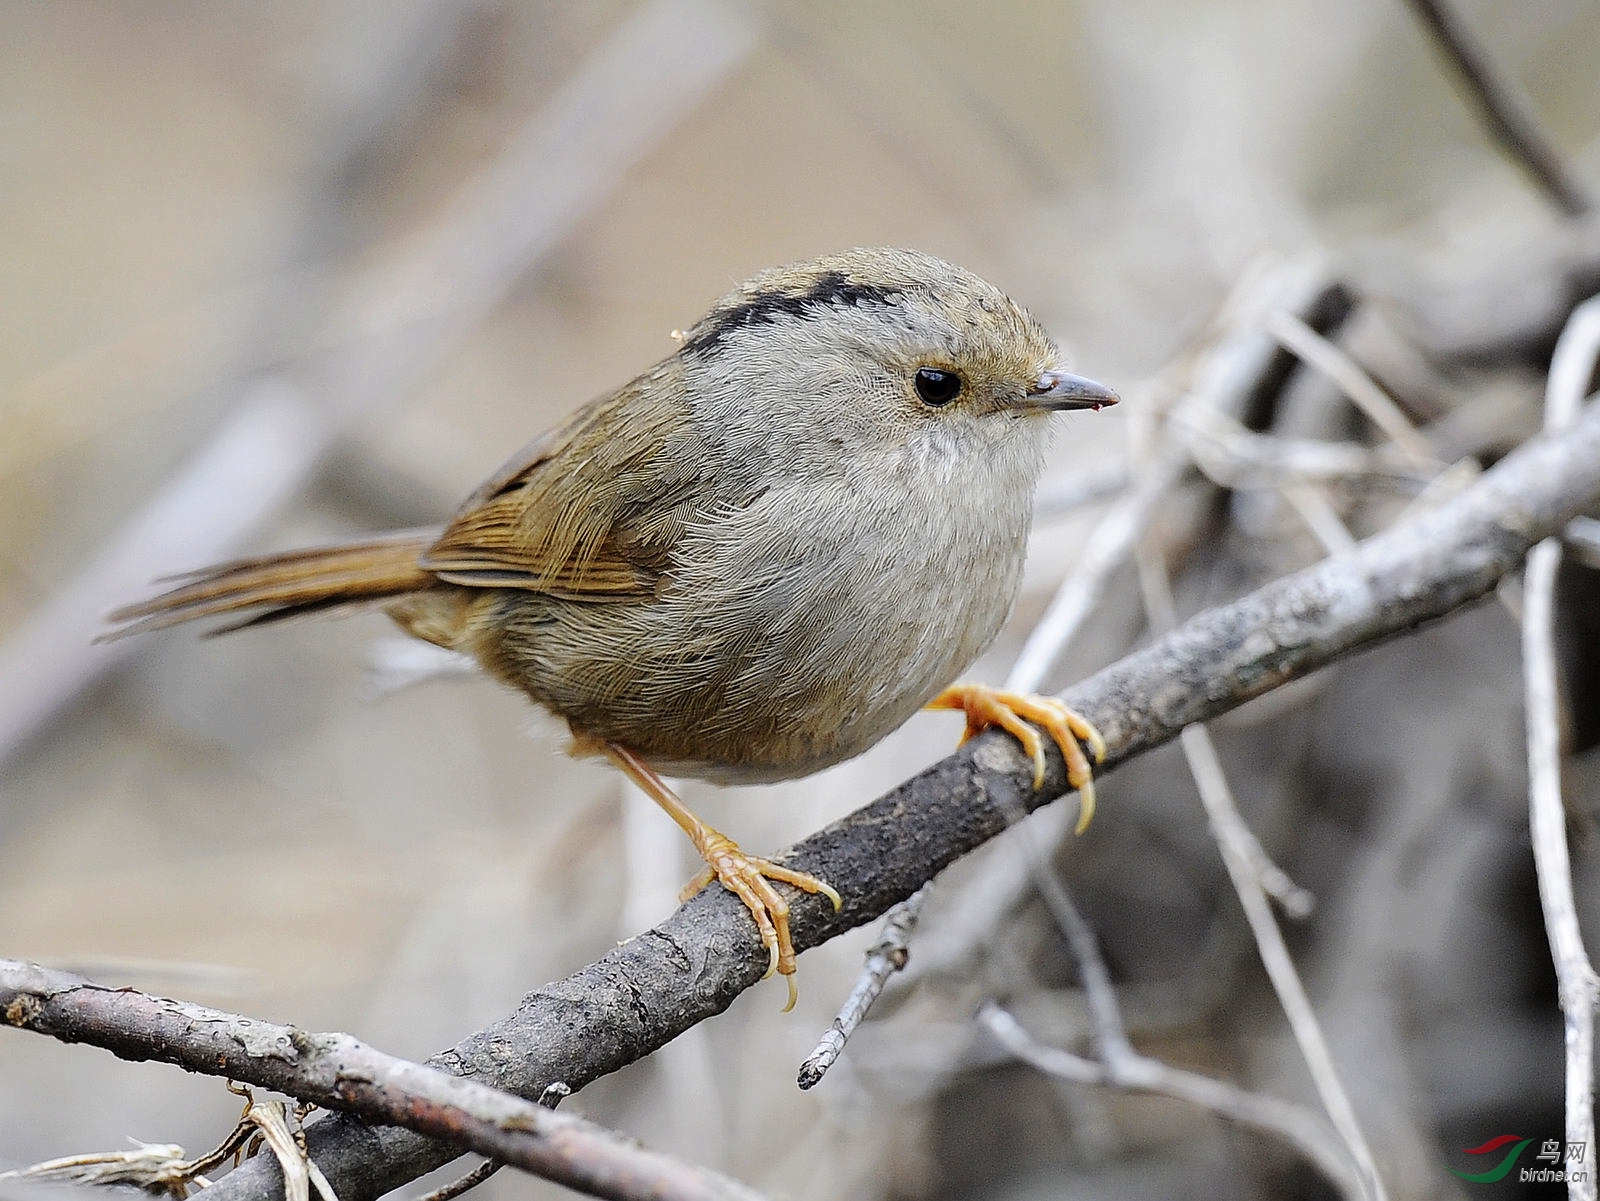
[103,528,441,640]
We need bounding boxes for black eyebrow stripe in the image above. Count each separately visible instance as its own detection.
[680,271,903,355]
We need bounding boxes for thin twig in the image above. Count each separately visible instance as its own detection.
[979,1006,1361,1199]
[1174,405,1431,493]
[1008,445,1186,695]
[1017,869,1134,1062]
[412,1083,567,1201]
[797,886,929,1088]
[1136,541,1385,1201]
[416,1160,503,1201]
[1267,310,1437,466]
[1403,0,1591,217]
[0,960,767,1201]
[187,399,1600,1201]
[1525,295,1600,1201]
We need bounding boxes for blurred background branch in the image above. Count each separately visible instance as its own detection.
[1404,0,1591,217]
[0,0,757,771]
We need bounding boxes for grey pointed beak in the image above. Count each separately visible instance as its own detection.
[1019,370,1119,412]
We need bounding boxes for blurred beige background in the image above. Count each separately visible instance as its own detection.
[3,2,1598,1199]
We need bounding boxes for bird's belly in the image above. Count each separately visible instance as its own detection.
[657,576,1012,784]
[485,483,1030,783]
[555,596,1005,784]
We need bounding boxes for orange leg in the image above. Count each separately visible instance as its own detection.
[927,684,1105,834]
[602,742,841,1012]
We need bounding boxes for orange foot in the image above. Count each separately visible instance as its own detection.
[599,740,841,1012]
[927,683,1106,834]
[680,836,842,1012]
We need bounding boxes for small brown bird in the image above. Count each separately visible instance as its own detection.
[110,248,1116,1008]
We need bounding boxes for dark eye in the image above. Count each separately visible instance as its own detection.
[914,367,962,406]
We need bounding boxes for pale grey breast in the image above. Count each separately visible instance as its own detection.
[493,428,1041,783]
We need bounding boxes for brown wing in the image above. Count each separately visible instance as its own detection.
[420,361,707,601]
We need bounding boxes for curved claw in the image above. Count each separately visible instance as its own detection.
[690,831,841,1009]
[927,684,1105,834]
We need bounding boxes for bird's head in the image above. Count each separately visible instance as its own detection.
[677,248,1116,475]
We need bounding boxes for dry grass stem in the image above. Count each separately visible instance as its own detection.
[0,1090,337,1201]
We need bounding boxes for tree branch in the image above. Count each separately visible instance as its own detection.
[0,960,766,1201]
[1137,545,1381,1199]
[110,396,1600,1201]
[1404,0,1591,217]
[979,1006,1360,1199]
[1524,298,1600,1201]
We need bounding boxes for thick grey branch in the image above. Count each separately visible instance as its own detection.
[186,397,1600,1201]
[0,960,764,1201]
